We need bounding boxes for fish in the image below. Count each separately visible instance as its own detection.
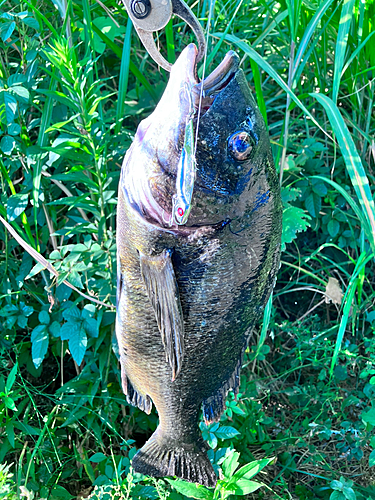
[116,44,282,488]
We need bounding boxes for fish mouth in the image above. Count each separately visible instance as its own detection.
[131,48,242,232]
[192,50,240,113]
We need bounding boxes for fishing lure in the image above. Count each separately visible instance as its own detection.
[171,85,196,225]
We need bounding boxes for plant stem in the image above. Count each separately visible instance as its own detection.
[279,40,295,185]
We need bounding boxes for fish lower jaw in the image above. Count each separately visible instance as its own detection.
[144,211,227,238]
[128,189,227,236]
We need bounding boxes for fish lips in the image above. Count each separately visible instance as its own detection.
[192,49,240,113]
[166,43,241,118]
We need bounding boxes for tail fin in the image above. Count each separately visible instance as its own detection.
[132,429,217,487]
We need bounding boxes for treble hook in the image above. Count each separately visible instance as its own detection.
[121,0,206,71]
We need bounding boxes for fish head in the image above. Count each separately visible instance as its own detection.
[190,51,274,225]
[122,44,274,228]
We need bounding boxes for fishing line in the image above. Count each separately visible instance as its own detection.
[194,0,215,157]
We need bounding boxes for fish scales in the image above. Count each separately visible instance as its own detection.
[116,44,282,487]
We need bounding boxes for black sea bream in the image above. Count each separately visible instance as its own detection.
[116,44,282,487]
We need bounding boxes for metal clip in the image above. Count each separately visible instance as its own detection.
[121,0,205,71]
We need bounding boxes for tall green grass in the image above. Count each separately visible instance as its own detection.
[0,0,374,498]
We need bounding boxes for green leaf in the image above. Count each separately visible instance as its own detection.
[22,16,40,31]
[84,317,99,338]
[134,486,158,499]
[7,74,26,86]
[6,422,14,447]
[61,407,89,428]
[39,90,79,113]
[17,314,28,328]
[115,17,132,134]
[342,487,356,500]
[69,327,87,366]
[311,94,375,253]
[208,433,218,449]
[5,363,17,392]
[56,283,72,302]
[62,306,81,323]
[292,0,335,82]
[221,451,240,478]
[330,492,345,500]
[89,452,107,463]
[31,324,49,369]
[49,485,74,500]
[49,249,61,260]
[0,21,16,41]
[166,479,214,499]
[232,479,262,495]
[38,310,50,325]
[66,269,83,289]
[215,426,240,439]
[233,458,273,480]
[362,408,375,426]
[14,421,41,436]
[6,193,28,222]
[0,91,17,125]
[49,321,60,337]
[334,365,348,381]
[281,186,301,203]
[0,304,18,316]
[82,304,95,318]
[20,302,33,317]
[311,181,328,196]
[26,262,46,280]
[8,85,30,102]
[3,315,17,329]
[305,191,321,218]
[4,396,16,411]
[60,321,80,341]
[8,123,21,136]
[332,0,356,103]
[0,135,15,155]
[369,449,375,467]
[328,219,340,238]
[282,203,311,249]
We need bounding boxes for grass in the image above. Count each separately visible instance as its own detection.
[0,0,374,498]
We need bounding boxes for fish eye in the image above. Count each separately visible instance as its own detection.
[228,131,256,161]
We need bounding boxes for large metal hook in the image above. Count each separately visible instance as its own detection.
[121,0,205,71]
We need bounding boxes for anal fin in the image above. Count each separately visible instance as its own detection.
[121,364,152,414]
[140,249,184,380]
[202,355,242,423]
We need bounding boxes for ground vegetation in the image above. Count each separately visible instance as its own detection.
[0,0,374,498]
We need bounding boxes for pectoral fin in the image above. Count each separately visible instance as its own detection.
[140,250,184,380]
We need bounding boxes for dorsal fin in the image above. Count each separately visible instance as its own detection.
[140,250,184,380]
